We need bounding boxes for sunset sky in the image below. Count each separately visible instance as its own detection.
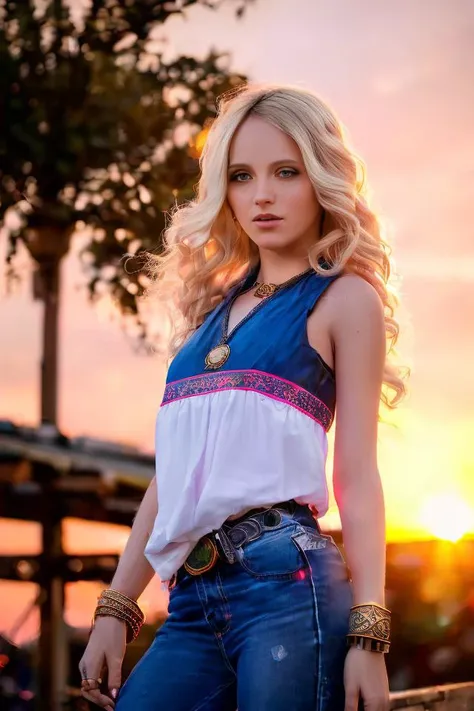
[1,0,474,642]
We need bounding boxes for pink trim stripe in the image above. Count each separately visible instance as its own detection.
[166,368,319,399]
[162,369,333,431]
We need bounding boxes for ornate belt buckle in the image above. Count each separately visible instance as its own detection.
[184,536,219,576]
[214,529,236,564]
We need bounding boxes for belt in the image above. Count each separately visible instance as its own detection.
[181,500,298,578]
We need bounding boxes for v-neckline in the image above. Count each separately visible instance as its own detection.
[222,265,312,343]
[225,290,269,341]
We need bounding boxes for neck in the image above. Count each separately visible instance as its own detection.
[256,253,311,285]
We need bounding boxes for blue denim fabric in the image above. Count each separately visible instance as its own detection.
[116,506,353,710]
[165,265,338,417]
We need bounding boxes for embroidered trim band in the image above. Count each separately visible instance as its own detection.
[162,370,334,431]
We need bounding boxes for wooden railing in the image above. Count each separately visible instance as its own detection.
[65,683,474,709]
[390,682,474,710]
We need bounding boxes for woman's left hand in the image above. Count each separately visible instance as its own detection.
[343,646,390,711]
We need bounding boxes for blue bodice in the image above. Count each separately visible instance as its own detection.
[166,265,338,420]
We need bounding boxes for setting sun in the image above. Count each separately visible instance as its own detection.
[420,493,474,542]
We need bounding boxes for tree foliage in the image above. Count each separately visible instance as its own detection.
[0,0,248,328]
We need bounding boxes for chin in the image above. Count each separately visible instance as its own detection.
[249,232,292,250]
[253,239,298,255]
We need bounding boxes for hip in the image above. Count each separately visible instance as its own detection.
[169,502,353,623]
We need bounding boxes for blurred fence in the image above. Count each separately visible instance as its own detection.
[390,682,474,710]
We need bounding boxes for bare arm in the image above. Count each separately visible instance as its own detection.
[330,275,387,606]
[110,476,158,600]
[79,477,159,708]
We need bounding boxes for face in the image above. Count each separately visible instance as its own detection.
[226,114,321,256]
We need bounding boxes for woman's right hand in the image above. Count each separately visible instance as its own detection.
[79,616,127,710]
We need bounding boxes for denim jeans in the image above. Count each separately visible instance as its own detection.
[116,505,353,710]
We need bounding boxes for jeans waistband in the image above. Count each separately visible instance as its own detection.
[172,500,320,587]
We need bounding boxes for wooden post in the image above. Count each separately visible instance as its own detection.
[37,467,67,711]
[38,259,60,426]
[27,229,69,706]
[27,225,70,428]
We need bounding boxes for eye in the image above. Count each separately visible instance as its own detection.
[229,171,251,182]
[278,168,298,178]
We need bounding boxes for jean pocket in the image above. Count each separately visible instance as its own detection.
[238,522,308,579]
[292,525,351,583]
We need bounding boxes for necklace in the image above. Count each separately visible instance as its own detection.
[253,281,280,298]
[204,266,313,370]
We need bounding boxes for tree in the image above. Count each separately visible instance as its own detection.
[0,3,250,709]
[0,0,249,425]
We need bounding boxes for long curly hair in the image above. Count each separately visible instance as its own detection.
[148,83,407,407]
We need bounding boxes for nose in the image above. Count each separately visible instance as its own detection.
[253,179,275,207]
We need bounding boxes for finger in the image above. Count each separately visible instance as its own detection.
[106,652,122,700]
[81,677,103,689]
[81,687,115,710]
[360,694,389,711]
[344,689,360,711]
[79,663,89,683]
[79,659,104,687]
[366,699,389,711]
[82,696,114,711]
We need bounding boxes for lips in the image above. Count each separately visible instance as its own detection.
[253,214,282,222]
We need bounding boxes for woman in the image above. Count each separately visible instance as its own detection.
[79,83,405,711]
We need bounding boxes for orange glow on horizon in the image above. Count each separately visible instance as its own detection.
[420,493,474,543]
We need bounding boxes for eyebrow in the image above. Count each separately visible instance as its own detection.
[228,159,301,171]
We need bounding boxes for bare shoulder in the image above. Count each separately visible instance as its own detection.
[324,273,385,337]
[325,272,383,310]
[306,273,384,372]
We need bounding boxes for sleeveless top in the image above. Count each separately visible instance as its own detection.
[144,263,339,581]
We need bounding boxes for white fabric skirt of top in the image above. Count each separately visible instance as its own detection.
[144,385,330,582]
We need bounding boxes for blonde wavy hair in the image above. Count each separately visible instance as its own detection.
[149,82,407,408]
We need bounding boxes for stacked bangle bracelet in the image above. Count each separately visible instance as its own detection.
[347,602,391,654]
[93,589,145,643]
